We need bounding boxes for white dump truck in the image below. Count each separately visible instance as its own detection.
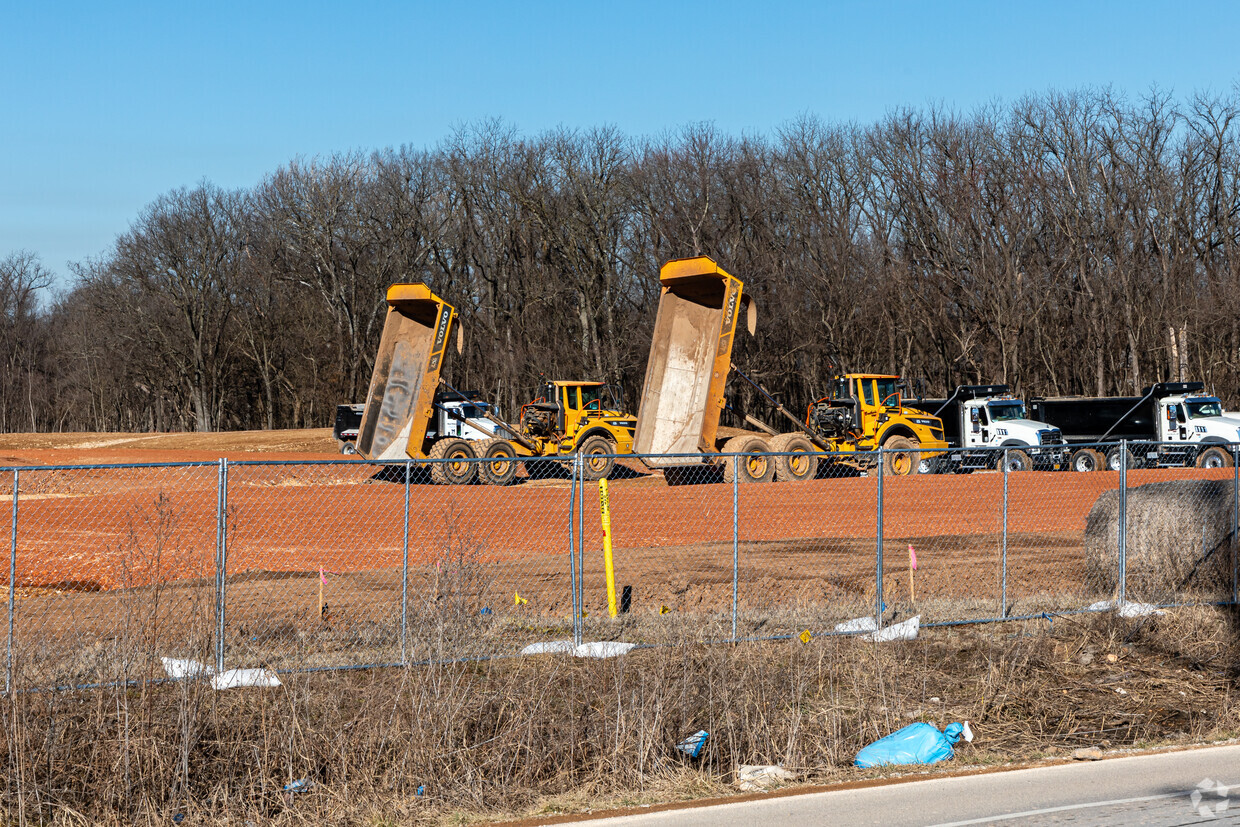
[1029,382,1240,471]
[915,385,1066,472]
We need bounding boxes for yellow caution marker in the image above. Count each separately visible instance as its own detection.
[598,479,618,618]
[799,629,813,644]
[514,592,528,606]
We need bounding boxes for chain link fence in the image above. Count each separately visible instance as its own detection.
[2,441,1237,690]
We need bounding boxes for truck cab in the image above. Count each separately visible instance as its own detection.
[428,391,499,443]
[916,385,1064,472]
[1155,394,1240,466]
[959,397,1062,454]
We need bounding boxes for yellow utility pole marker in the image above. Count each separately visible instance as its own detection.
[908,544,918,604]
[799,629,813,644]
[598,479,618,618]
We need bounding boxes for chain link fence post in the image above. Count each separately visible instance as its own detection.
[214,459,229,675]
[1233,443,1239,606]
[731,454,739,643]
[400,460,411,666]
[1001,447,1009,618]
[6,469,17,694]
[1117,439,1128,607]
[568,454,579,647]
[876,449,884,628]
[577,455,586,640]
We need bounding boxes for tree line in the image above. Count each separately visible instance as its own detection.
[5,88,1240,434]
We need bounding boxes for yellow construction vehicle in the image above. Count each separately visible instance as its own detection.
[807,374,948,473]
[469,379,636,484]
[351,281,636,484]
[632,256,946,482]
[731,366,948,479]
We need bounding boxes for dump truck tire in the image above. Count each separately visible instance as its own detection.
[1070,447,1101,472]
[1106,445,1136,471]
[476,438,518,485]
[1197,446,1234,469]
[881,436,920,476]
[721,435,775,483]
[1000,449,1033,472]
[769,433,818,482]
[578,435,616,481]
[428,438,477,485]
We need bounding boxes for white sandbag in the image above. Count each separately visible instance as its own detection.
[1117,602,1165,618]
[868,615,919,642]
[212,668,282,689]
[520,640,576,656]
[834,616,879,633]
[574,641,636,659]
[735,764,797,791]
[161,657,213,679]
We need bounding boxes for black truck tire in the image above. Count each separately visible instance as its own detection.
[476,438,519,485]
[721,435,775,483]
[882,436,921,476]
[1105,445,1136,471]
[428,438,478,485]
[1070,448,1103,473]
[577,435,617,481]
[1197,446,1234,469]
[1001,449,1033,472]
[769,433,818,482]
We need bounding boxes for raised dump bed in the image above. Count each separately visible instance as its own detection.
[355,283,456,461]
[633,256,751,468]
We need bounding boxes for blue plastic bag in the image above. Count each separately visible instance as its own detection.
[854,722,966,768]
[675,730,709,758]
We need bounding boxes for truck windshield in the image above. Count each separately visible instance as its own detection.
[875,378,899,407]
[1186,398,1223,418]
[988,402,1025,422]
[579,385,604,410]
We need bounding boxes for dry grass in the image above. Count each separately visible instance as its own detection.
[3,607,1240,825]
[3,488,1239,824]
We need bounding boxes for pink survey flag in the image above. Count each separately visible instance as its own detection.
[908,544,918,570]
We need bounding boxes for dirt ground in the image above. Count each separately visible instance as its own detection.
[0,428,340,465]
[0,430,1233,666]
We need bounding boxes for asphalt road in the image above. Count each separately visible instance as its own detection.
[567,744,1240,826]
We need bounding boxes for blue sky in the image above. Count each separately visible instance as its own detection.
[3,0,1238,283]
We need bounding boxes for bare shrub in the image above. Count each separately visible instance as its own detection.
[405,503,496,660]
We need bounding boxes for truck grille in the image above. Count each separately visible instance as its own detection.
[1038,429,1063,445]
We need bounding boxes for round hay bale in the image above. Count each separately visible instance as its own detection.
[1084,479,1236,601]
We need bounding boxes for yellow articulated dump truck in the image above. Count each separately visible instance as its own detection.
[731,366,949,479]
[352,282,636,485]
[632,256,947,482]
[631,256,760,482]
